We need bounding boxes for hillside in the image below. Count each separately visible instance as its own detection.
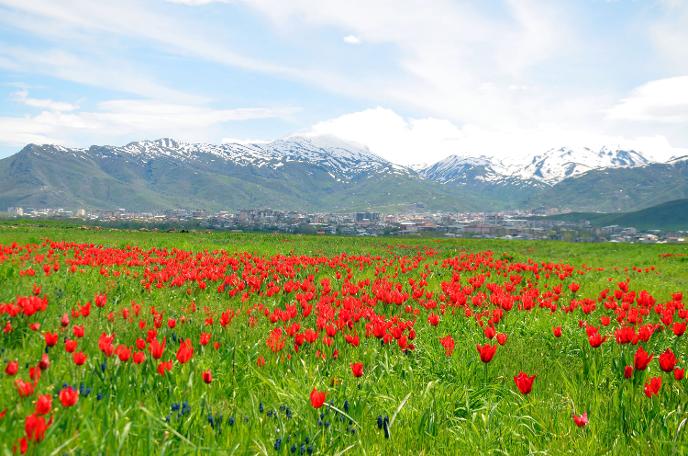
[541,199,688,231]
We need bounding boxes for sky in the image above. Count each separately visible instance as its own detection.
[0,0,687,165]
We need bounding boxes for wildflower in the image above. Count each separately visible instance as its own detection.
[149,337,166,360]
[674,367,685,381]
[59,387,79,407]
[350,363,364,378]
[5,360,18,376]
[309,388,326,408]
[176,339,194,364]
[439,335,455,357]
[587,332,606,348]
[624,365,633,379]
[44,332,58,347]
[157,361,173,376]
[38,354,50,371]
[659,348,677,372]
[476,344,497,363]
[513,371,536,395]
[202,370,212,384]
[133,351,146,364]
[644,377,662,398]
[73,352,87,366]
[24,414,50,442]
[552,326,562,337]
[572,411,588,427]
[15,379,34,397]
[634,347,653,371]
[35,394,52,415]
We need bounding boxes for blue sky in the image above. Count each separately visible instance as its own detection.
[0,0,687,164]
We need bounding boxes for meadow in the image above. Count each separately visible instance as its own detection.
[1,222,687,455]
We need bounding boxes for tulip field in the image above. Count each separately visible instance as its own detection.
[1,223,687,454]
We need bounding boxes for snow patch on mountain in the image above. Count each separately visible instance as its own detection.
[513,146,650,185]
[41,136,413,182]
[421,146,654,186]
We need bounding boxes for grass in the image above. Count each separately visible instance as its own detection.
[0,222,687,454]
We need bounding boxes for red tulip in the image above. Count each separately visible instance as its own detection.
[38,354,50,371]
[634,347,653,371]
[72,325,84,338]
[672,321,686,337]
[572,411,588,427]
[476,344,498,363]
[29,367,41,382]
[439,335,455,357]
[624,365,633,379]
[202,370,212,384]
[659,348,677,372]
[427,313,439,326]
[496,333,507,345]
[310,388,326,408]
[176,339,194,364]
[59,386,79,407]
[157,361,173,376]
[116,345,131,362]
[5,360,18,376]
[674,367,685,381]
[15,379,34,397]
[35,394,52,415]
[133,351,146,364]
[72,352,87,366]
[149,337,166,360]
[513,371,536,395]
[351,362,364,377]
[64,339,77,353]
[552,326,562,338]
[587,332,606,348]
[644,377,662,398]
[24,414,50,442]
[43,332,58,347]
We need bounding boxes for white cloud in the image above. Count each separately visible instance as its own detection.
[166,0,229,4]
[302,107,686,165]
[607,76,688,123]
[343,35,361,45]
[0,45,205,103]
[650,1,688,72]
[0,95,300,149]
[11,89,79,112]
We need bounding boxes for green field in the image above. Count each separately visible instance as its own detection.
[1,222,687,455]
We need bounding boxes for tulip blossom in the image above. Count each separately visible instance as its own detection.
[634,347,653,371]
[658,348,677,372]
[59,387,79,407]
[309,388,326,408]
[476,344,498,363]
[572,412,588,428]
[513,371,536,395]
[644,377,662,398]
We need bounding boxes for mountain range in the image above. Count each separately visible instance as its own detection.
[1,136,686,213]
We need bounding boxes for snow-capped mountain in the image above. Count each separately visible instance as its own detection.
[84,136,410,182]
[421,146,653,186]
[3,136,686,214]
[513,146,650,185]
[420,155,506,184]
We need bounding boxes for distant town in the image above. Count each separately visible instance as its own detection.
[3,206,686,244]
